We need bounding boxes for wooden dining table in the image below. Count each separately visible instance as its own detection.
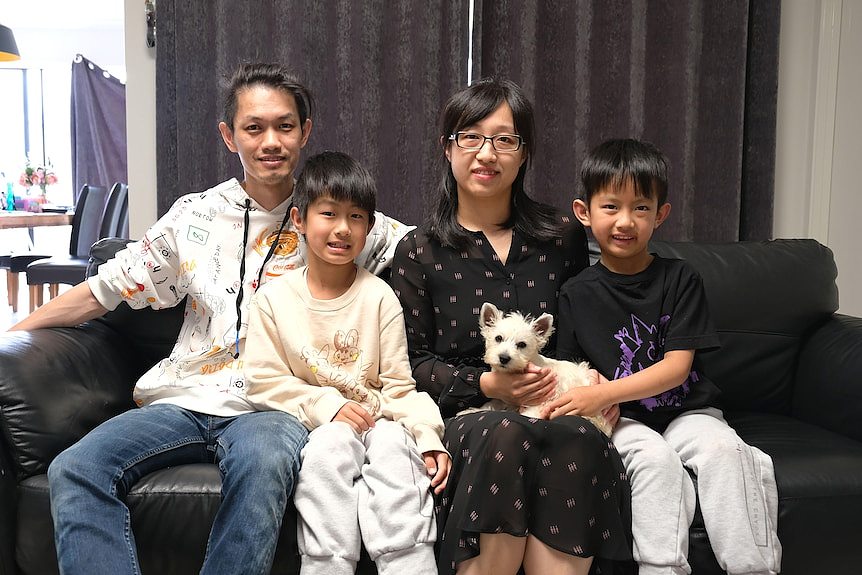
[0,211,74,244]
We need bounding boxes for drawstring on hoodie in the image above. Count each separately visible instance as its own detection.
[234,200,251,359]
[233,199,293,359]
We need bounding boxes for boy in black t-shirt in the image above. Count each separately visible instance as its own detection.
[547,139,781,575]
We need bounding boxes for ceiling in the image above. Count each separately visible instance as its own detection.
[1,0,124,31]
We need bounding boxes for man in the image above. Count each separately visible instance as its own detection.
[12,63,411,575]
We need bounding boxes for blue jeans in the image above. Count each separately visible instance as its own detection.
[47,403,308,575]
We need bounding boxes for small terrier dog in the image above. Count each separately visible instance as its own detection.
[459,302,612,436]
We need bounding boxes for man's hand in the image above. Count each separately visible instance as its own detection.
[331,402,375,433]
[479,363,557,406]
[423,451,451,494]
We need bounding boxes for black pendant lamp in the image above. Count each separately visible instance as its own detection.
[0,24,21,62]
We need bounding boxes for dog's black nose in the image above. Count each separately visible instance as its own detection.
[498,354,510,365]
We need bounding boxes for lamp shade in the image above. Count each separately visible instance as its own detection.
[0,24,21,62]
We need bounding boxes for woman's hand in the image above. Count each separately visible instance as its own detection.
[479,363,557,406]
[424,451,451,494]
[331,402,375,433]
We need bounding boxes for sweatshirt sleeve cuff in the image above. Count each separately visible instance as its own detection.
[310,393,351,428]
[412,424,447,456]
[87,274,124,311]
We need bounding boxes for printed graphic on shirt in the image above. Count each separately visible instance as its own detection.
[254,228,299,257]
[613,313,701,411]
[188,225,209,245]
[301,330,380,415]
[253,228,302,285]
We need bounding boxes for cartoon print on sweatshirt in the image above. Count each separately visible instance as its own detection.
[614,313,703,411]
[300,333,380,415]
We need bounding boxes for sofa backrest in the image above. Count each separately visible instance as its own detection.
[650,239,838,414]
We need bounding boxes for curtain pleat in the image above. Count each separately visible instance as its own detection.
[473,0,780,241]
[156,0,469,223]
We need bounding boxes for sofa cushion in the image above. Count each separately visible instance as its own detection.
[651,240,838,414]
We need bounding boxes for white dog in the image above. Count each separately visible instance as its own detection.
[458,302,612,436]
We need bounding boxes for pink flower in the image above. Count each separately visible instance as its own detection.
[30,172,43,185]
[45,174,58,185]
[19,174,30,187]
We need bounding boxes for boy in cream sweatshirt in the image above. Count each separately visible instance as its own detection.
[245,151,449,575]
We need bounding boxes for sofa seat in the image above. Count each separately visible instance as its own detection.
[728,412,862,574]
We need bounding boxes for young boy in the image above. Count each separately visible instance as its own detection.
[243,151,450,575]
[548,139,782,575]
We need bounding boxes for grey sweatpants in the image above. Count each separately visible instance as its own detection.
[612,407,782,575]
[294,419,436,575]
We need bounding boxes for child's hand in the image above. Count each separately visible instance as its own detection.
[602,403,621,429]
[331,402,375,433]
[590,369,621,429]
[541,384,610,420]
[423,451,451,494]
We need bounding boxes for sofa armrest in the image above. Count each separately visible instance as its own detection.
[0,322,139,480]
[0,435,18,574]
[793,314,862,442]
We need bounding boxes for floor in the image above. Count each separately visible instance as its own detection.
[1,227,72,330]
[1,274,71,330]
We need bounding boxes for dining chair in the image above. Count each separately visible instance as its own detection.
[18,184,109,312]
[2,185,104,313]
[117,186,130,238]
[101,183,129,239]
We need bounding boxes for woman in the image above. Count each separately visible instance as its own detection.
[391,78,633,575]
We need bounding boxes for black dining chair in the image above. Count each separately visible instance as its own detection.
[101,182,129,239]
[3,185,106,313]
[17,184,109,312]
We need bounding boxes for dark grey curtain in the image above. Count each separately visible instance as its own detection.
[156,0,469,222]
[71,54,128,204]
[472,0,780,241]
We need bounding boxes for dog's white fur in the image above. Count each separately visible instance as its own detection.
[457,302,612,436]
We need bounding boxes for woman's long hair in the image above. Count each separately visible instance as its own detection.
[430,78,561,250]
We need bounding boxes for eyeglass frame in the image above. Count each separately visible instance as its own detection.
[447,131,526,152]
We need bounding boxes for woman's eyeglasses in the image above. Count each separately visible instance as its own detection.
[448,132,524,152]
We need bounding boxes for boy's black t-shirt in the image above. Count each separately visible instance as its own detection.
[556,255,722,432]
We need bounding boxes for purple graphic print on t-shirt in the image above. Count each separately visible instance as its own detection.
[613,313,700,411]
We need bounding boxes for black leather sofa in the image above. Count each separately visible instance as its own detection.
[1,239,861,574]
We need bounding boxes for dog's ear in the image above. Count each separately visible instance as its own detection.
[480,302,501,328]
[531,313,555,343]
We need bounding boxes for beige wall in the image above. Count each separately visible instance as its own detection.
[124,1,862,315]
[775,0,862,316]
[123,0,157,239]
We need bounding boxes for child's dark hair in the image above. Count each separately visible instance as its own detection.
[293,151,376,219]
[222,62,314,132]
[431,77,562,249]
[580,139,669,206]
